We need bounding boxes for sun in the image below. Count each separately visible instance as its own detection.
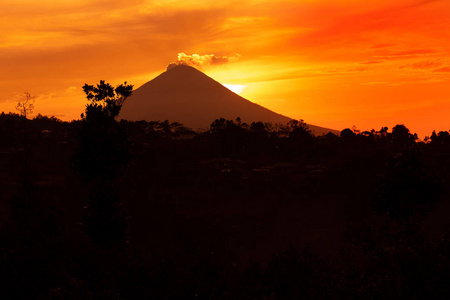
[222,84,246,95]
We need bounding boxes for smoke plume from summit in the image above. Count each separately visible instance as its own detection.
[167,52,240,71]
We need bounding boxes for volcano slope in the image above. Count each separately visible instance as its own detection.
[120,64,338,135]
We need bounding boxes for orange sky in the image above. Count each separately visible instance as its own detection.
[1,0,450,137]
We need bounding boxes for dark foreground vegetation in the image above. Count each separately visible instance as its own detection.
[0,84,449,299]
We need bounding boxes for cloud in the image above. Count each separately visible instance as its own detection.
[399,60,443,70]
[371,44,395,49]
[360,60,383,64]
[433,67,450,73]
[391,49,435,56]
[167,52,241,70]
[375,49,436,60]
[66,86,77,92]
[360,81,389,85]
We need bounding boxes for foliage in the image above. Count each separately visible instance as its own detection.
[392,124,417,147]
[1,112,450,298]
[430,130,450,146]
[82,80,132,120]
[369,149,443,222]
[73,80,133,181]
[209,118,248,156]
[72,80,133,247]
[341,128,356,140]
[344,220,450,299]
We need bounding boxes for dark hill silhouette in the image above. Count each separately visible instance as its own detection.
[120,65,338,135]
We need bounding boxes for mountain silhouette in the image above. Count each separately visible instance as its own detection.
[120,65,338,135]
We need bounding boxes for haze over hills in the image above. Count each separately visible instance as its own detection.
[120,65,339,135]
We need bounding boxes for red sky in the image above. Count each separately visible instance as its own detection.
[1,0,450,137]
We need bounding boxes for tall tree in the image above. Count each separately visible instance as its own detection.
[16,92,35,118]
[72,80,133,246]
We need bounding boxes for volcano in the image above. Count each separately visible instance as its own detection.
[120,65,338,135]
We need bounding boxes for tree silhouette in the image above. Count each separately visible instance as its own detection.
[72,80,133,246]
[341,128,356,140]
[392,124,417,147]
[209,118,247,156]
[73,81,133,181]
[15,92,35,118]
[250,121,269,138]
[286,120,312,140]
[369,149,442,223]
[430,130,450,146]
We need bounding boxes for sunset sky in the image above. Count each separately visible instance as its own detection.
[1,0,450,137]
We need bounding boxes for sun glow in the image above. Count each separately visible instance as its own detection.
[223,84,246,94]
[1,0,450,137]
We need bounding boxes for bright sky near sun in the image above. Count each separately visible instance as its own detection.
[1,0,450,137]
